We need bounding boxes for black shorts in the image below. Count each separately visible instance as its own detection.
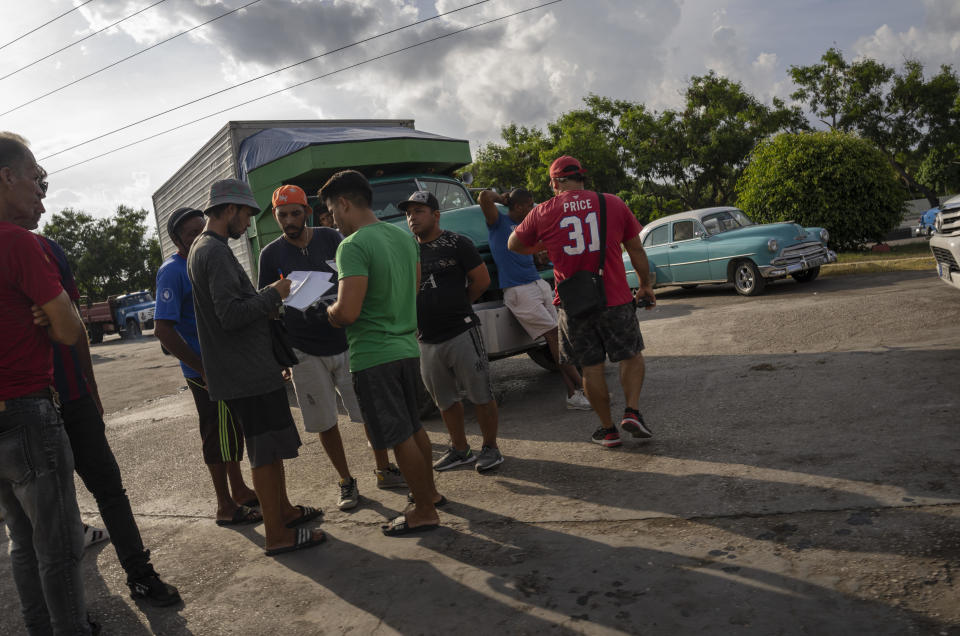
[352,358,423,451]
[224,387,301,468]
[187,378,245,465]
[558,302,645,367]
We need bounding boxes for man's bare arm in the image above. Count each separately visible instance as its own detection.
[328,276,368,328]
[507,231,541,255]
[477,190,504,227]
[624,236,656,308]
[465,263,490,303]
[41,291,85,345]
[155,319,204,377]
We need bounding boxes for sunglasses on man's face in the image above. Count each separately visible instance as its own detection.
[36,166,48,195]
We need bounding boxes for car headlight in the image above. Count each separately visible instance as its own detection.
[935,212,943,233]
[767,238,779,253]
[819,229,829,243]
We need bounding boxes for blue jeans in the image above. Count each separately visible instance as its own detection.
[0,396,90,636]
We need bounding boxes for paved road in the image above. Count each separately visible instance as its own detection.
[2,271,958,635]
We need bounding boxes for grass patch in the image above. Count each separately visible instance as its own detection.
[836,241,932,263]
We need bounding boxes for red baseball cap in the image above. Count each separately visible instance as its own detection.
[549,155,586,178]
[272,184,308,208]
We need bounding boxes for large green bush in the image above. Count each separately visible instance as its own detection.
[735,131,906,250]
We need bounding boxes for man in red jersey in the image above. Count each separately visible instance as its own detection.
[508,156,657,448]
[0,132,93,634]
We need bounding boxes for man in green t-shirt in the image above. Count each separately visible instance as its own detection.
[321,170,443,536]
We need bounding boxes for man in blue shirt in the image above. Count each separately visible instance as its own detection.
[155,207,261,526]
[478,188,589,409]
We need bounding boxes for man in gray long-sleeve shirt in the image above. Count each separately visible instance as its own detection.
[188,179,326,557]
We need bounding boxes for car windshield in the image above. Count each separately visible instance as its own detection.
[371,178,473,220]
[119,293,152,307]
[700,209,755,235]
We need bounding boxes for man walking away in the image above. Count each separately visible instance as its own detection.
[258,185,406,511]
[188,179,324,556]
[402,191,504,472]
[509,156,657,448]
[155,206,261,527]
[320,171,442,536]
[478,188,590,410]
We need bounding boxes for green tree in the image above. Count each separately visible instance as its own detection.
[43,205,162,299]
[735,131,907,251]
[790,48,960,206]
[468,124,551,199]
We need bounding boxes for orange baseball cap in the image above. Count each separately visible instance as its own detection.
[272,184,308,208]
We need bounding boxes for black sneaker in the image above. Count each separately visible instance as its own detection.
[591,426,622,448]
[621,409,653,438]
[128,568,181,607]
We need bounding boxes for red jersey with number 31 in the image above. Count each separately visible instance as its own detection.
[513,190,642,307]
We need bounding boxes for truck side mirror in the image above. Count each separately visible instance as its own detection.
[460,172,474,185]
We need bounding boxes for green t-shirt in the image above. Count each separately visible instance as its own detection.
[336,222,420,372]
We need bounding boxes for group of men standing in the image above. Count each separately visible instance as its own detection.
[1,130,657,632]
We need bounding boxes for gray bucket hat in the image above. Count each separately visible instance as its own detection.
[204,179,260,214]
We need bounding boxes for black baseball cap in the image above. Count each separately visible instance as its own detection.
[397,190,440,212]
[167,207,204,241]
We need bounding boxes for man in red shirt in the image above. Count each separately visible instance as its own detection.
[0,132,93,633]
[508,156,657,448]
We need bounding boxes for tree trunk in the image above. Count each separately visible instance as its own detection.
[886,155,939,208]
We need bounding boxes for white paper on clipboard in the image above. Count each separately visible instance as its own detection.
[283,270,335,311]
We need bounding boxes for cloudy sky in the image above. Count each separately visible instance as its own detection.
[1,0,957,229]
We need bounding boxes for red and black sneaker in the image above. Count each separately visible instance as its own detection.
[591,426,622,448]
[621,408,653,438]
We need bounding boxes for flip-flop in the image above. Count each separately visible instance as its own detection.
[285,505,323,528]
[215,505,262,526]
[264,527,326,557]
[406,493,448,507]
[382,516,440,537]
[238,497,260,508]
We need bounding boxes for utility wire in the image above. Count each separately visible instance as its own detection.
[0,0,97,52]
[47,0,562,176]
[0,0,169,82]
[1,0,263,118]
[39,0,493,161]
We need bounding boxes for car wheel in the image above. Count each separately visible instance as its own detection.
[791,266,820,283]
[527,345,559,371]
[732,260,766,296]
[680,284,699,290]
[125,319,142,339]
[88,324,104,344]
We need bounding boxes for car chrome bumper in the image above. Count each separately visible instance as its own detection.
[758,250,836,278]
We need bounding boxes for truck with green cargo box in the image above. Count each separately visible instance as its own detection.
[152,120,558,376]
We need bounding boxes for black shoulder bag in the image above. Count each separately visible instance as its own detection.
[556,192,607,318]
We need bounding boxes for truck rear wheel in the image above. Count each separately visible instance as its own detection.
[124,319,142,340]
[88,324,104,344]
[527,345,559,371]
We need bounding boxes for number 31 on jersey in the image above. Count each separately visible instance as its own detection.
[560,212,600,255]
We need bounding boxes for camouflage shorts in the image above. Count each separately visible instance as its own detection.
[558,302,645,367]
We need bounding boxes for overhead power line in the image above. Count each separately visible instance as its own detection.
[0,0,97,52]
[0,0,169,82]
[47,0,563,176]
[1,0,263,118]
[39,0,493,161]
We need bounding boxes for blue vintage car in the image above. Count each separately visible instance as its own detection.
[624,206,837,296]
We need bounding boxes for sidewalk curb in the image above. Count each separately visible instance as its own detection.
[821,256,935,277]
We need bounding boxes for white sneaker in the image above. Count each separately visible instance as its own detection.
[82,523,110,550]
[566,389,592,410]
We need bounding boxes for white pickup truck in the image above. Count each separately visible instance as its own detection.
[929,194,960,290]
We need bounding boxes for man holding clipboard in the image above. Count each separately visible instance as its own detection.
[258,185,406,512]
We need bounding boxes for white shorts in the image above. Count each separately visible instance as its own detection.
[503,278,558,340]
[291,348,363,433]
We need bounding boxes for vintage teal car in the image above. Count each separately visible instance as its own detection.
[624,206,837,296]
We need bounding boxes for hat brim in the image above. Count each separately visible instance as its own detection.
[204,194,261,215]
[397,200,438,212]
